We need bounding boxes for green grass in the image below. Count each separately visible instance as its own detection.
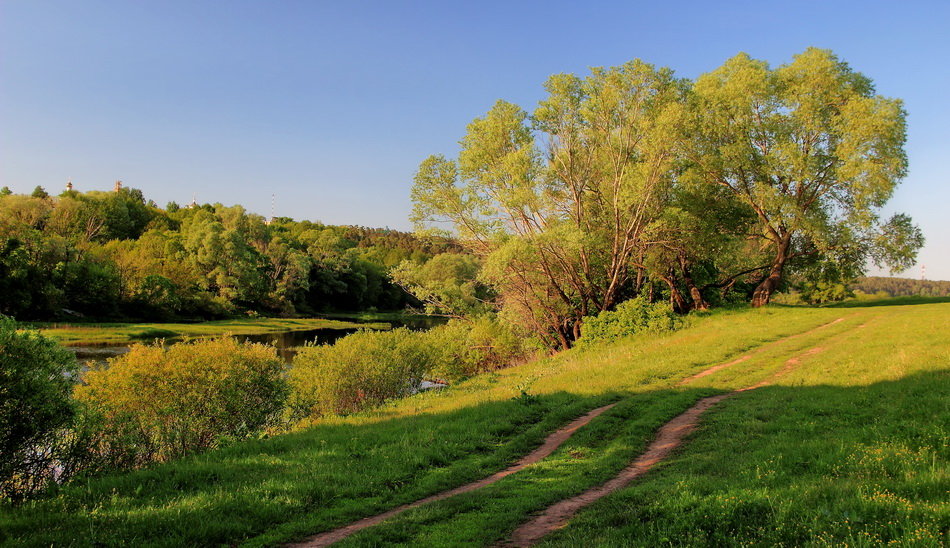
[28,317,388,345]
[1,303,946,546]
[542,303,950,546]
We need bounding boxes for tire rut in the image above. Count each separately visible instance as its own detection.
[286,315,850,546]
[677,316,844,386]
[289,403,617,547]
[501,344,829,547]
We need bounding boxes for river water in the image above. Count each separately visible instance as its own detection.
[66,315,448,366]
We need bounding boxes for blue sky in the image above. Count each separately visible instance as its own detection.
[2,1,948,279]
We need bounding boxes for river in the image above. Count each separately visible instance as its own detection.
[66,315,448,366]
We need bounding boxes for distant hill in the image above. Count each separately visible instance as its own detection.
[852,276,950,297]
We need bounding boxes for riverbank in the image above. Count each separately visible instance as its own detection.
[29,317,390,346]
[4,302,945,546]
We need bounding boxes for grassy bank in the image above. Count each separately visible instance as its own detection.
[1,302,946,546]
[28,317,388,346]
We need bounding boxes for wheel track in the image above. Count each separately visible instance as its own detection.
[500,320,863,546]
[286,314,856,546]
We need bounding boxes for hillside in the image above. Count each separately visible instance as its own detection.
[1,301,947,546]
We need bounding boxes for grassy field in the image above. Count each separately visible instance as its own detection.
[0,302,946,546]
[28,317,387,345]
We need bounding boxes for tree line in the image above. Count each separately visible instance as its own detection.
[0,184,457,320]
[410,48,924,348]
[852,276,950,298]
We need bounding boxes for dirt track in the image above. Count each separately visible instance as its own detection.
[501,344,827,547]
[288,317,845,547]
[289,403,617,547]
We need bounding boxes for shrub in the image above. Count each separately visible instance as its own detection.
[0,317,78,500]
[74,337,287,467]
[423,316,536,381]
[289,328,432,418]
[579,296,681,346]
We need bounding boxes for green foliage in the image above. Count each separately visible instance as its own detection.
[579,296,681,345]
[288,328,432,418]
[391,253,492,316]
[289,317,536,420]
[412,48,922,341]
[853,276,950,298]
[74,337,288,467]
[688,48,921,305]
[0,186,451,321]
[5,299,943,546]
[0,317,78,500]
[423,316,536,381]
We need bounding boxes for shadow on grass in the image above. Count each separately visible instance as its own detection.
[2,371,946,547]
[540,369,949,548]
[0,389,635,547]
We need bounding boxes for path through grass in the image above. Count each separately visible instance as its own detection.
[1,303,945,546]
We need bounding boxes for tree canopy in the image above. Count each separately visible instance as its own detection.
[410,48,922,348]
[0,186,457,320]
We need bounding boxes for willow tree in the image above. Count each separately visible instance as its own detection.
[687,48,921,306]
[411,60,684,348]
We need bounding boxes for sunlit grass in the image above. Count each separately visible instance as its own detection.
[1,303,946,547]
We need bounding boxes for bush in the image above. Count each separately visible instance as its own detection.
[0,317,78,500]
[74,337,287,467]
[579,296,681,346]
[423,316,535,381]
[289,328,433,419]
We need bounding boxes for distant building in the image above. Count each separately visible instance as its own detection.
[65,180,73,192]
[114,180,123,192]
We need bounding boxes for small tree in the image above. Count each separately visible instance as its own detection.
[0,317,78,500]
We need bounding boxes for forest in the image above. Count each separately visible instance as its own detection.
[0,184,458,321]
[852,276,950,298]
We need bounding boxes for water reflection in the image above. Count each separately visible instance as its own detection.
[66,315,448,367]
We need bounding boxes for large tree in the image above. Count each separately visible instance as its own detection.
[687,48,922,306]
[411,60,685,348]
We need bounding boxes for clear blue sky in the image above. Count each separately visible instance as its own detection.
[2,1,948,279]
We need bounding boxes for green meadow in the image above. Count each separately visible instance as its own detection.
[1,301,946,546]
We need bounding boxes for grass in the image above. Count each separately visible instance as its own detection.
[0,302,946,546]
[28,317,388,345]
[543,303,950,546]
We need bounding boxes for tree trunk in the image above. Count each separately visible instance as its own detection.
[751,234,791,308]
[689,285,709,310]
[680,259,709,311]
[663,271,689,313]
